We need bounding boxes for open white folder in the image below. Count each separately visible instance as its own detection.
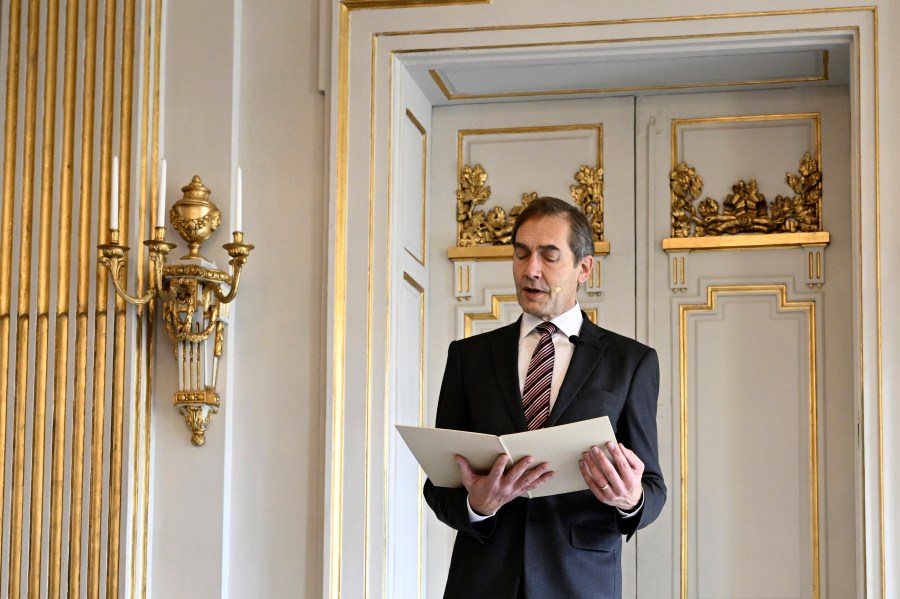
[396,416,616,498]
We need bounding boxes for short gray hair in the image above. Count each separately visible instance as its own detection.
[511,196,593,263]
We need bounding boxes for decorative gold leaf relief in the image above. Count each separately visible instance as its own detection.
[670,152,823,238]
[456,164,604,247]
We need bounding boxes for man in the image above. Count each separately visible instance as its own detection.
[424,197,665,598]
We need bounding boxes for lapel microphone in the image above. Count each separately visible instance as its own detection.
[568,334,583,346]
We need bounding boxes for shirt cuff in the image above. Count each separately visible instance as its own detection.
[616,493,644,518]
[466,496,495,523]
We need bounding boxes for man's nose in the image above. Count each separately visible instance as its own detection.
[523,254,542,278]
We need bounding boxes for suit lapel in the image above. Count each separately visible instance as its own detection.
[490,318,529,432]
[547,319,609,426]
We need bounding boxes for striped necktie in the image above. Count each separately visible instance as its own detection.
[522,322,557,430]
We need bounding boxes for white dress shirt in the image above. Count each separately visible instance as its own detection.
[517,304,584,411]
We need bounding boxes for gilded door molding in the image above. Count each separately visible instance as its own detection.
[678,284,819,598]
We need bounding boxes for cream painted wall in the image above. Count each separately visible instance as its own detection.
[157,0,325,597]
[228,0,326,596]
[876,1,900,594]
[153,0,898,597]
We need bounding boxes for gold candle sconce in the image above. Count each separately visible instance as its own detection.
[100,172,254,446]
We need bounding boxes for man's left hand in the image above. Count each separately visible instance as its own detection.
[579,442,644,511]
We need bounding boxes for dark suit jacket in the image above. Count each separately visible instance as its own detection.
[424,315,665,599]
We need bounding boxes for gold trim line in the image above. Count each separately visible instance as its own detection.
[380,7,876,37]
[404,108,427,266]
[329,5,350,599]
[662,232,829,253]
[678,285,819,598]
[343,0,489,10]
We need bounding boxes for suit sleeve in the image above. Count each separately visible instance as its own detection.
[423,340,496,541]
[616,347,666,538]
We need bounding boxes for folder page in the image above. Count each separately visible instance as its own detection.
[396,416,616,499]
[500,416,616,498]
[395,425,506,489]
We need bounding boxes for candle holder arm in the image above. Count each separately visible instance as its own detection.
[99,246,158,306]
[214,236,254,304]
[98,229,177,306]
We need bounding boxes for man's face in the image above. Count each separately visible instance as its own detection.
[512,215,593,321]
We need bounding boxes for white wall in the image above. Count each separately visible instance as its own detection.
[876,2,900,594]
[156,0,325,597]
[229,0,326,596]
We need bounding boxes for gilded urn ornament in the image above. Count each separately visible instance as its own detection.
[170,175,222,260]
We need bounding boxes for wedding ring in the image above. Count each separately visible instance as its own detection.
[599,483,611,491]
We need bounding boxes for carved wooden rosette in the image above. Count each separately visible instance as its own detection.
[455,163,605,248]
[669,152,823,238]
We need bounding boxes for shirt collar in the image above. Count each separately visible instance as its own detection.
[519,303,584,342]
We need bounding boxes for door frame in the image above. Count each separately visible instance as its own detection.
[326,4,883,598]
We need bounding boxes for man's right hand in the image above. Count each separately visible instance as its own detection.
[456,454,554,516]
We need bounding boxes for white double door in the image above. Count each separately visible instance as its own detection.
[426,86,855,598]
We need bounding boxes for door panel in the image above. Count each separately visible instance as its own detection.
[636,87,854,598]
[427,96,638,597]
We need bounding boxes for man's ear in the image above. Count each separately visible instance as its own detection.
[577,255,593,284]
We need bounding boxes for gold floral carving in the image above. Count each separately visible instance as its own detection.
[670,153,822,238]
[457,165,529,246]
[456,163,604,247]
[570,165,604,242]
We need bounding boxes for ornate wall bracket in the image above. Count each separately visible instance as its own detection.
[174,390,220,446]
[449,163,609,300]
[663,154,830,292]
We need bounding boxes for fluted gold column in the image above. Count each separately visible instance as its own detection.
[106,1,136,596]
[87,0,118,595]
[0,0,23,583]
[68,0,99,594]
[129,0,159,594]
[27,0,62,594]
[48,0,81,596]
[0,1,159,596]
[9,1,42,595]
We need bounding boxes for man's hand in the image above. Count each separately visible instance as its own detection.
[457,454,554,516]
[579,442,644,511]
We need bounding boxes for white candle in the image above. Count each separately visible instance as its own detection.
[110,155,119,230]
[235,166,243,231]
[157,158,167,227]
